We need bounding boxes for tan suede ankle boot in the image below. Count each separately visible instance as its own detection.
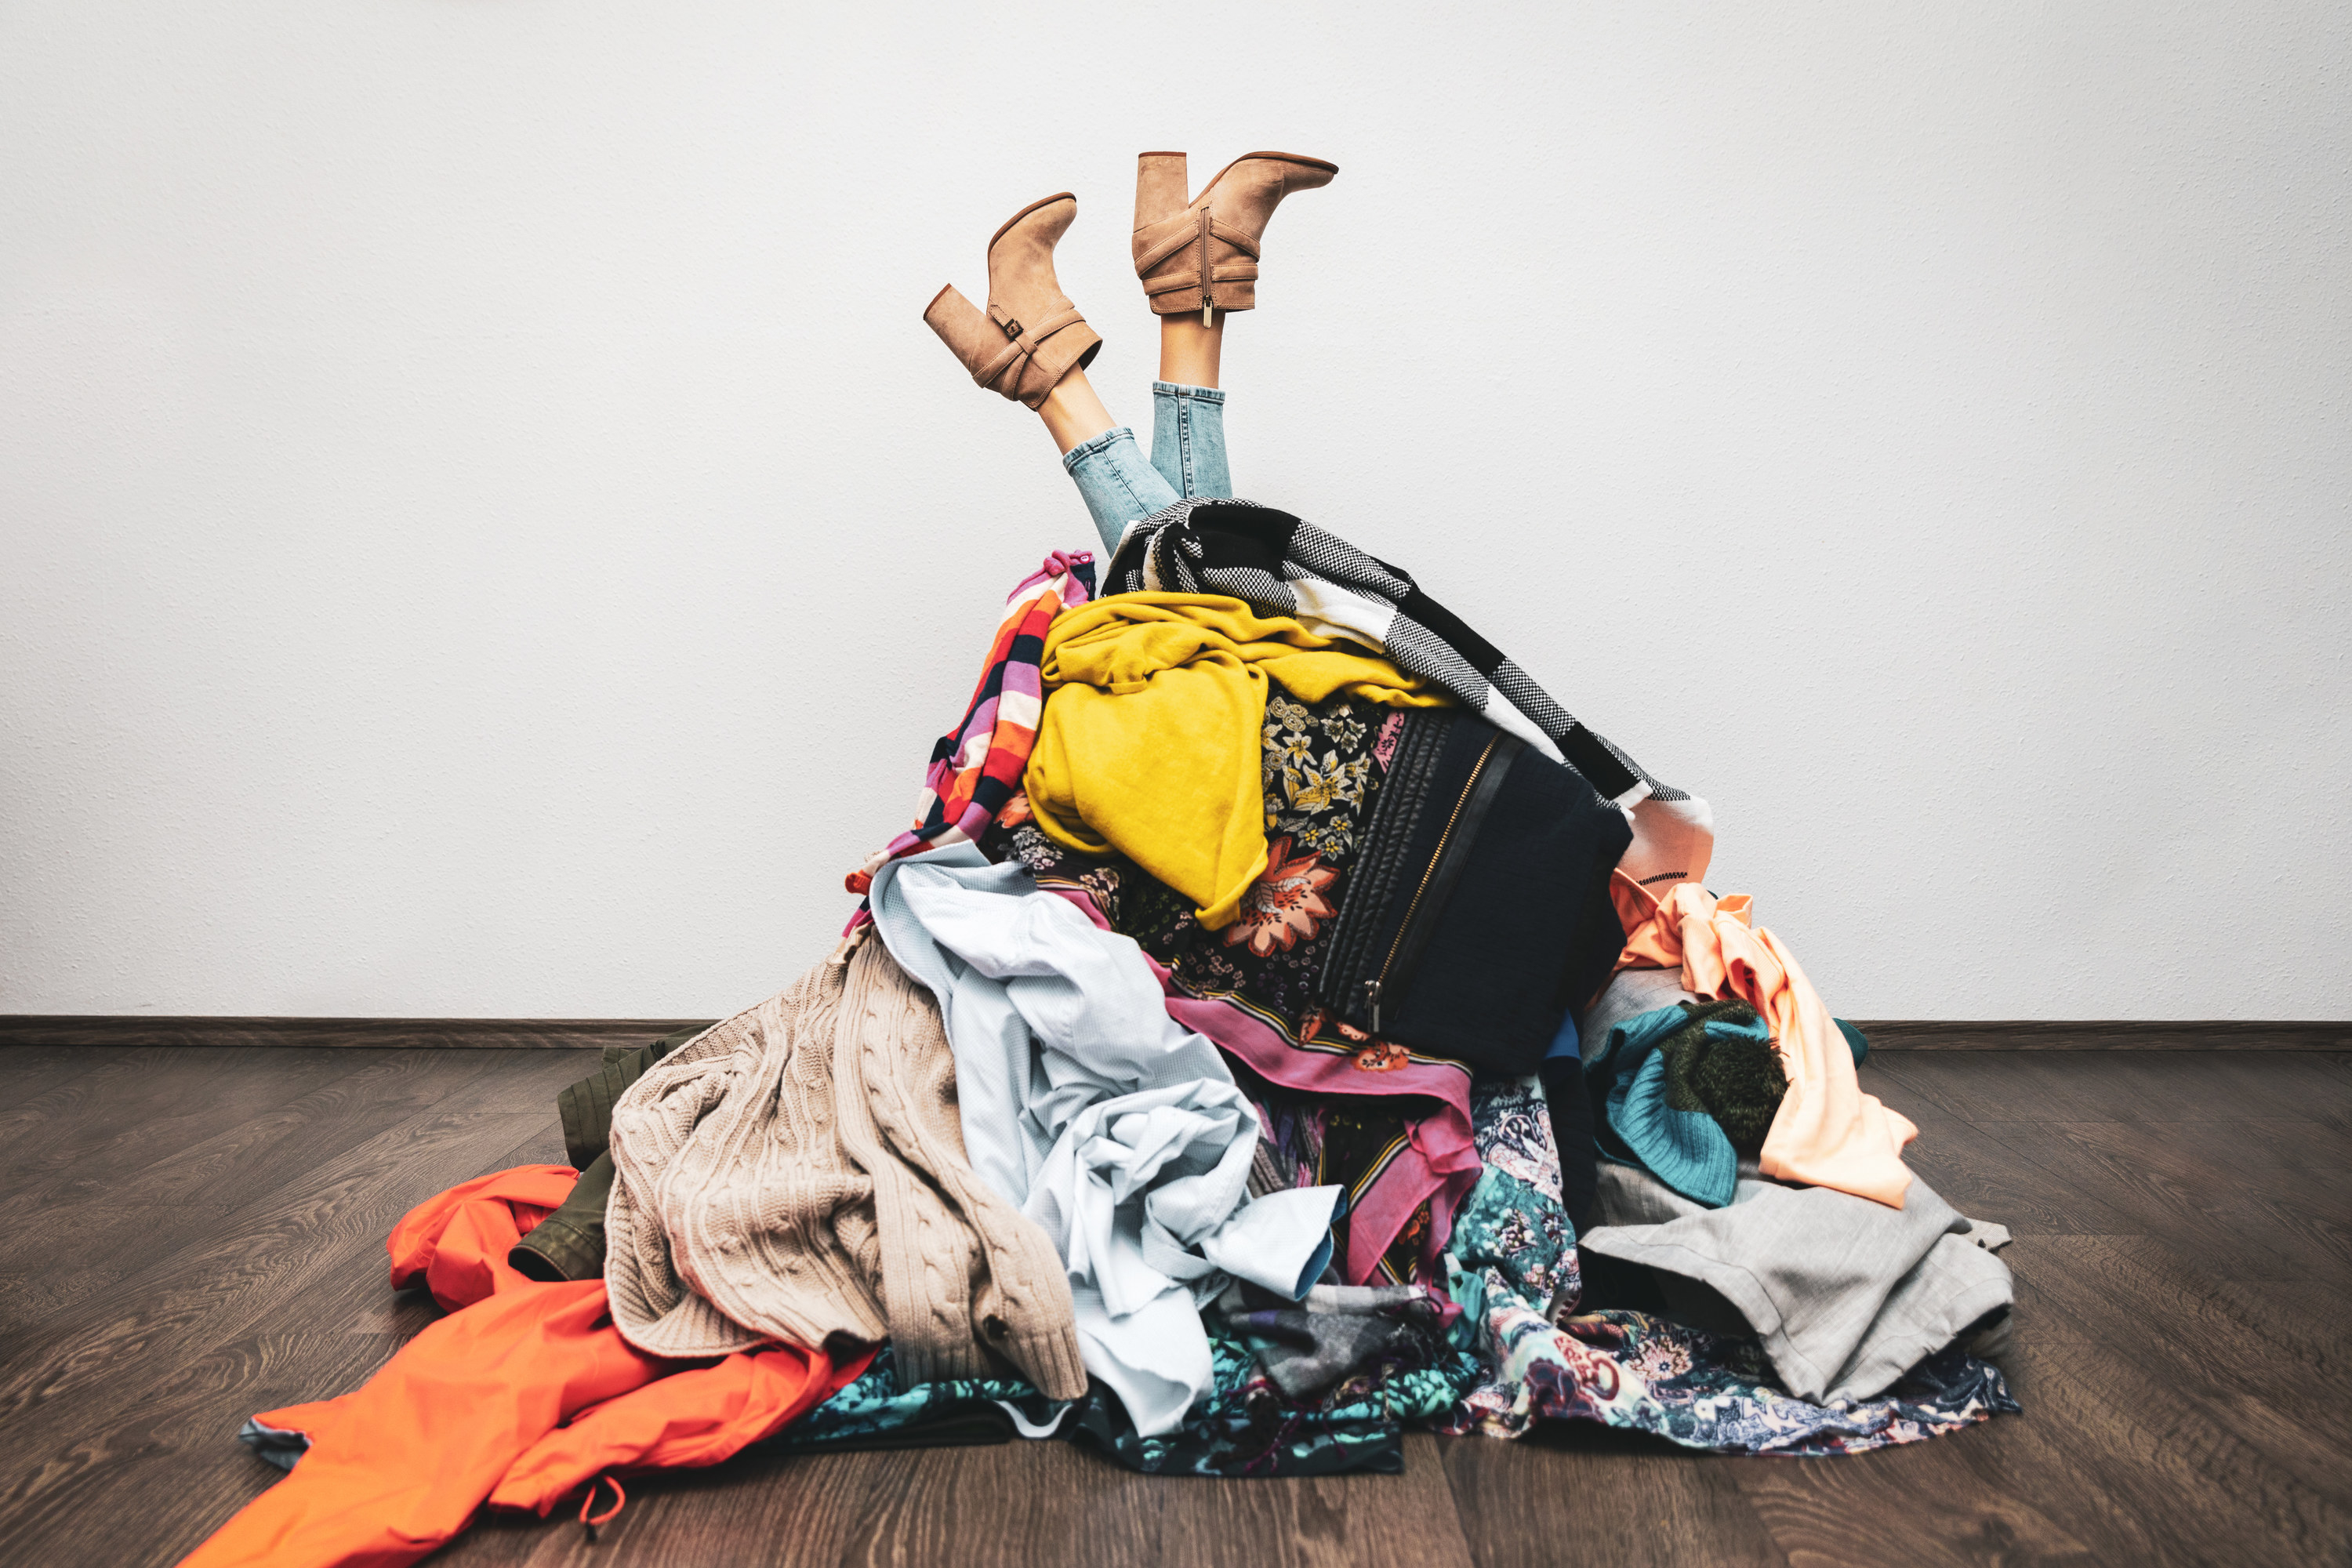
[924,193,1102,410]
[1132,151,1338,321]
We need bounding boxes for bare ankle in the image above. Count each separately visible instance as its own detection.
[1157,314,1224,389]
[1037,368,1118,455]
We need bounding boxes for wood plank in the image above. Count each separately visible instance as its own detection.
[2015,1233,2352,1470]
[0,1042,135,1106]
[1950,1119,2346,1285]
[1861,1077,2141,1235]
[0,1102,550,1433]
[1727,1422,2109,1566]
[1987,1236,2352,1563]
[2,1329,405,1568]
[0,1048,436,1219]
[216,1104,581,1359]
[0,1105,559,1565]
[0,1203,237,1334]
[835,1438,1134,1568]
[1726,1223,2351,1567]
[428,1446,934,1568]
[2188,1269,2352,1354]
[1871,1051,2352,1128]
[1729,1316,2328,1568]
[431,1422,1477,1568]
[3,1046,2349,1566]
[323,1114,583,1356]
[1145,1431,1474,1568]
[0,1050,566,1323]
[434,1047,608,1113]
[0,1046,217,1178]
[1442,1425,1785,1567]
[0,1046,397,1194]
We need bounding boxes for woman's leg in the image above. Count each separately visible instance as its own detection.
[1048,312,1229,559]
[1150,314,1232,499]
[1132,148,1337,499]
[1042,368,1178,558]
[1157,313,1223,389]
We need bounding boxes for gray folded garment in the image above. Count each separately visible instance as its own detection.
[1580,1161,2014,1405]
[1957,1217,2013,1252]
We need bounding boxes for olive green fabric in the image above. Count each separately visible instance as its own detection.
[1656,1000,1787,1156]
[508,1151,616,1283]
[515,1026,710,1284]
[557,1027,706,1170]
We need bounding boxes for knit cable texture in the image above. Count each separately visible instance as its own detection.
[604,935,1087,1399]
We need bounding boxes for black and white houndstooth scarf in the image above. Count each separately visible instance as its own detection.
[1103,498,1686,807]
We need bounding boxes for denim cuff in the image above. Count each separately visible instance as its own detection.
[1151,382,1225,403]
[1062,425,1140,471]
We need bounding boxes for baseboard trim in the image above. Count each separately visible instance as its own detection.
[0,1016,714,1051]
[1848,1020,2348,1051]
[0,1015,2344,1051]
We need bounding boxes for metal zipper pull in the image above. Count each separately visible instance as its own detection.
[1200,205,1214,328]
[1364,978,1382,1035]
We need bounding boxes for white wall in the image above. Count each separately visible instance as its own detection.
[3,2,2346,1020]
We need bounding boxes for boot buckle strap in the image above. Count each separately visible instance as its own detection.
[975,307,1083,390]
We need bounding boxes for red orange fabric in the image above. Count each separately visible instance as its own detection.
[176,1165,866,1568]
[1610,873,1918,1208]
[489,1345,850,1515]
[387,1163,574,1308]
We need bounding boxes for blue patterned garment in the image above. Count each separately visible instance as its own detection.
[1436,1163,2020,1454]
[775,1350,1047,1452]
[778,1315,1486,1477]
[779,1070,2015,1469]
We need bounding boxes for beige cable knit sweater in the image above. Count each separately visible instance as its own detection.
[604,931,1087,1399]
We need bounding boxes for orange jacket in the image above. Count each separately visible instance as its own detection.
[176,1165,868,1568]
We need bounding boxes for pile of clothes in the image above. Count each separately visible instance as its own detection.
[178,500,2018,1568]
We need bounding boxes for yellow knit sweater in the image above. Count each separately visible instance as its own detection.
[1025,593,1448,928]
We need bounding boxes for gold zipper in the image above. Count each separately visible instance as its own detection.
[1366,732,1501,1033]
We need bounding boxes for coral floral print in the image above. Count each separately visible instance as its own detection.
[1296,1008,1413,1073]
[1222,835,1339,956]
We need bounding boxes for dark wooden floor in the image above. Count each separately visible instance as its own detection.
[0,1045,2345,1567]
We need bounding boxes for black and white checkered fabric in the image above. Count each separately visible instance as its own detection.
[1105,498,1685,806]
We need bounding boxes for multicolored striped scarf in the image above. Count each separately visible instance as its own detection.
[846,550,1095,898]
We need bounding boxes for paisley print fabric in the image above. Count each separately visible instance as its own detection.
[781,1057,2013,1466]
[1471,1075,1566,1203]
[1436,1159,2019,1454]
[780,1319,1486,1478]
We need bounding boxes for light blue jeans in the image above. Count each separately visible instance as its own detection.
[1062,381,1230,559]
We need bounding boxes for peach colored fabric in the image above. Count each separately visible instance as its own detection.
[1609,873,1916,1208]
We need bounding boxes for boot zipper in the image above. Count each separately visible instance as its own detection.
[1199,205,1214,326]
[1367,733,1501,1036]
